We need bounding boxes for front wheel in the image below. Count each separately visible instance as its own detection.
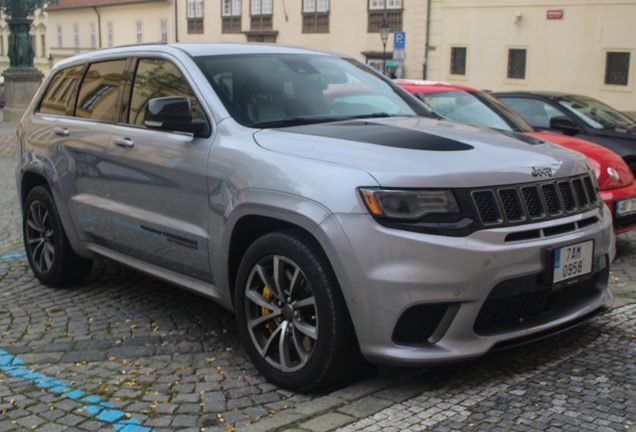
[234,230,360,391]
[23,186,93,287]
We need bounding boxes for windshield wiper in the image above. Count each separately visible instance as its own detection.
[246,116,347,128]
[247,112,413,129]
[341,112,417,120]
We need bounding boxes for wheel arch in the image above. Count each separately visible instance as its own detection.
[219,189,333,306]
[19,161,81,244]
[21,171,50,207]
[226,215,315,303]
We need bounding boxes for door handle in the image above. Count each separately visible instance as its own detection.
[53,127,70,137]
[114,137,135,148]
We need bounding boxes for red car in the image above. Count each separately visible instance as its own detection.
[396,79,636,234]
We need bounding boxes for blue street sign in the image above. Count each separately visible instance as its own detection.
[394,31,405,49]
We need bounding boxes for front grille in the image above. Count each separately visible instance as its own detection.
[583,177,598,205]
[614,213,636,231]
[558,181,576,211]
[572,179,588,208]
[393,304,449,344]
[474,274,599,335]
[542,183,562,215]
[521,186,544,219]
[472,174,598,227]
[473,191,500,224]
[499,189,524,222]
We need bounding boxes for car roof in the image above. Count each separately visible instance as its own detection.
[394,79,480,94]
[53,42,344,69]
[493,91,582,98]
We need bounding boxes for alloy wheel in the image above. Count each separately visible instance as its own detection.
[25,200,55,273]
[243,255,318,373]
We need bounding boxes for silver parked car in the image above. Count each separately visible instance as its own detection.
[17,43,615,391]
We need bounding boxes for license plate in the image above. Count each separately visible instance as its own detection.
[616,196,636,216]
[553,240,594,283]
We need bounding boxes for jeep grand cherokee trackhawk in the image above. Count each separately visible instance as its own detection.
[16,43,615,391]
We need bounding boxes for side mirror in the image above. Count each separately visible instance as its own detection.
[144,96,209,136]
[549,116,580,136]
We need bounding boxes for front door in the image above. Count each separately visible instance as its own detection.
[109,57,213,281]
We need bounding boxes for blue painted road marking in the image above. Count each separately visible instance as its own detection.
[0,348,155,431]
[0,252,26,259]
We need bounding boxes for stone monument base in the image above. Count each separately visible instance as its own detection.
[2,69,44,123]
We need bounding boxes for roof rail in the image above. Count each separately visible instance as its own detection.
[95,41,168,52]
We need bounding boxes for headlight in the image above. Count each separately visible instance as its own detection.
[359,188,460,220]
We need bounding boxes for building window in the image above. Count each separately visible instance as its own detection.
[251,0,272,31]
[303,0,329,33]
[1,36,4,56]
[507,48,526,79]
[31,35,36,55]
[450,47,466,75]
[57,25,62,48]
[161,21,168,42]
[107,23,113,47]
[41,34,46,57]
[73,24,79,49]
[222,0,241,33]
[136,22,142,43]
[90,23,96,48]
[605,52,630,86]
[368,0,402,33]
[187,0,204,34]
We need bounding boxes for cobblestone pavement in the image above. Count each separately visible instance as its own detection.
[1,134,635,432]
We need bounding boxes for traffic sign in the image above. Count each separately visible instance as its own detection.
[394,32,405,49]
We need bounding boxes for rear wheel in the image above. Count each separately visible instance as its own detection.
[234,230,359,391]
[23,186,93,287]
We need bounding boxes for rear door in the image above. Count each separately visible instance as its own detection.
[42,60,127,247]
[108,56,214,281]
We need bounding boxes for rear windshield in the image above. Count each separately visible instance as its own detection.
[556,95,636,129]
[194,54,432,127]
[419,90,534,133]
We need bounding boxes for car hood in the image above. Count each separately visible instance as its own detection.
[526,131,634,190]
[253,117,591,188]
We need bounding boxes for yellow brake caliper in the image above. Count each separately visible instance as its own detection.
[262,286,277,334]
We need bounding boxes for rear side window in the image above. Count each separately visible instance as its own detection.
[127,58,199,126]
[75,60,127,122]
[501,98,562,129]
[38,65,85,116]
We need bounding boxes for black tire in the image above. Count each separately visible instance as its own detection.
[234,230,360,392]
[23,186,93,287]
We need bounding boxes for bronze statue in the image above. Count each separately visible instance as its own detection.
[0,0,58,70]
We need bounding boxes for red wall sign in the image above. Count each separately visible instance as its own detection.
[547,9,564,19]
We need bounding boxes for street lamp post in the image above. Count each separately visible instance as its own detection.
[0,0,58,70]
[0,0,57,122]
[379,19,390,76]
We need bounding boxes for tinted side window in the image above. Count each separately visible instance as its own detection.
[501,98,562,129]
[75,60,127,122]
[128,58,199,126]
[38,66,85,116]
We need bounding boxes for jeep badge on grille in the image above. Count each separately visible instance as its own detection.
[531,167,553,177]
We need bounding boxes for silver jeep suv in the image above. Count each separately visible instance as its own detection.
[16,43,615,391]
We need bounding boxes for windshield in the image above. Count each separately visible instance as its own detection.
[194,54,431,127]
[419,90,534,133]
[556,95,636,129]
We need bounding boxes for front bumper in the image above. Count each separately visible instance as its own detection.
[600,180,636,234]
[323,205,614,367]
